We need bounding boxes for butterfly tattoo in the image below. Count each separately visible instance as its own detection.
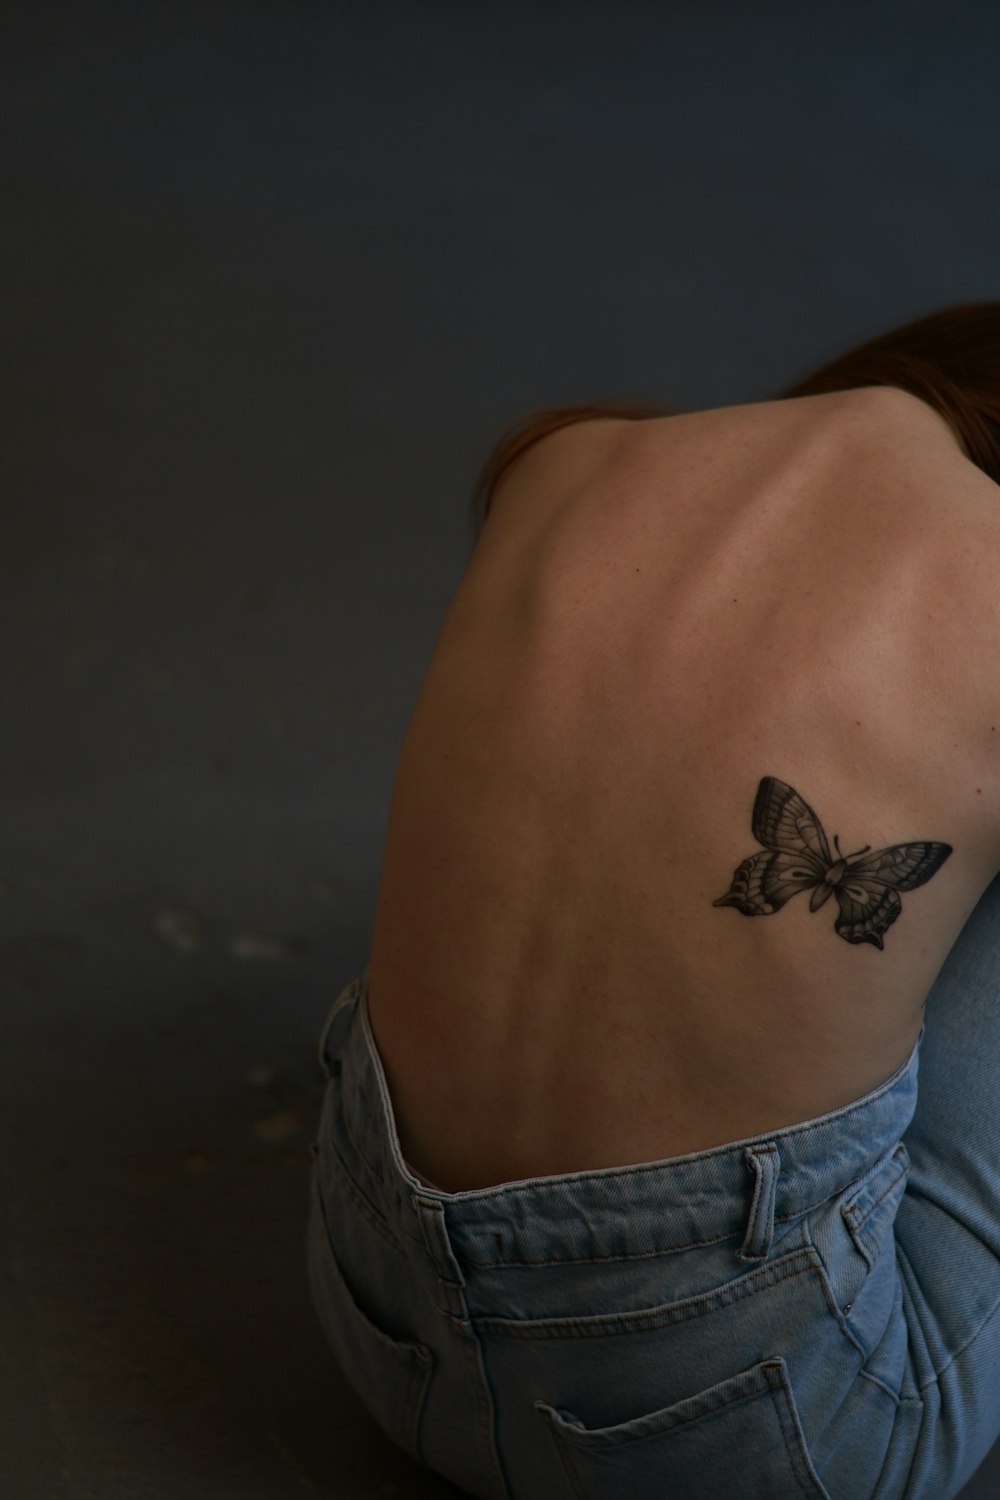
[713,777,952,949]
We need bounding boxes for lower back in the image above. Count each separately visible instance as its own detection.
[368,386,1000,1190]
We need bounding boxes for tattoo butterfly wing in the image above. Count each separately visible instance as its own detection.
[714,777,832,916]
[833,842,953,949]
[751,777,833,865]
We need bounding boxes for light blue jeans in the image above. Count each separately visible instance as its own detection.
[306,875,1000,1498]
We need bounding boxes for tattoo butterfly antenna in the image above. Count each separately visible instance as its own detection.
[713,777,952,949]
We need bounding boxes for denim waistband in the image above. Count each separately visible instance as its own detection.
[318,966,923,1273]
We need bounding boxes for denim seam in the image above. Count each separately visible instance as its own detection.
[341,1083,395,1197]
[331,1152,904,1271]
[915,1280,1000,1390]
[327,1146,404,1252]
[450,1228,744,1270]
[335,1079,907,1268]
[312,1182,431,1394]
[798,1220,868,1358]
[546,1360,789,1449]
[460,1324,513,1500]
[858,1366,907,1405]
[842,1152,909,1229]
[893,1238,1000,1391]
[765,1362,832,1500]
[476,1252,822,1338]
[434,1199,834,1270]
[394,1189,863,1270]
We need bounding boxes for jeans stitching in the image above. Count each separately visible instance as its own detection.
[477,1253,822,1338]
[326,1146,404,1251]
[843,1152,909,1229]
[550,1377,778,1447]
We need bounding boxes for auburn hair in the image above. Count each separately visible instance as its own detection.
[467,301,1000,547]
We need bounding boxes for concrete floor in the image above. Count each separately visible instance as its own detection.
[4,1,1000,1494]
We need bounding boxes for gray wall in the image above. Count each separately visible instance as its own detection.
[3,2,999,1495]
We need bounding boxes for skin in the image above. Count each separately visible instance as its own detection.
[366,385,1000,1191]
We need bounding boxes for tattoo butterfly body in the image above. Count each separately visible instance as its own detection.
[713,777,952,949]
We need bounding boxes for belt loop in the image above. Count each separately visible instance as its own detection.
[317,974,363,1076]
[413,1197,469,1323]
[738,1143,780,1262]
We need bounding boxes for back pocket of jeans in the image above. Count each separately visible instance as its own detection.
[307,1185,434,1465]
[536,1356,830,1499]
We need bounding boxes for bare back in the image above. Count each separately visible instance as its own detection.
[367,386,1000,1191]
